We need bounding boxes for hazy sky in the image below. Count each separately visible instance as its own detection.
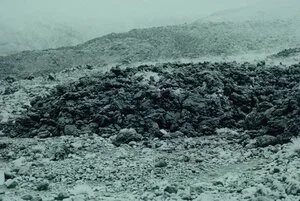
[0,0,298,45]
[0,0,250,33]
[0,0,249,22]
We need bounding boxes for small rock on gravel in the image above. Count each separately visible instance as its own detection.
[164,185,178,194]
[154,159,168,168]
[255,135,279,147]
[180,155,190,162]
[55,192,70,200]
[4,171,15,180]
[0,142,7,149]
[21,195,33,200]
[36,181,49,191]
[195,158,204,163]
[271,167,280,174]
[112,128,142,146]
[180,191,193,200]
[5,179,18,188]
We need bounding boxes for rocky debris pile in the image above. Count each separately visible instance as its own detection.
[5,61,300,147]
[0,63,112,133]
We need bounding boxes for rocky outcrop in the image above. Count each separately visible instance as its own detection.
[6,61,300,147]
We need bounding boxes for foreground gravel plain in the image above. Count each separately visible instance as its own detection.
[0,131,300,201]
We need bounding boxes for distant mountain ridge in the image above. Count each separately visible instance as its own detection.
[0,18,299,80]
[0,22,85,56]
[2,0,300,80]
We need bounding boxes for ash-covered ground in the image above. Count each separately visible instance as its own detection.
[0,59,300,201]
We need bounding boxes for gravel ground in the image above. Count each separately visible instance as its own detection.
[0,131,300,201]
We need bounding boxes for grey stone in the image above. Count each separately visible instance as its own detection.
[3,171,14,180]
[21,195,33,200]
[271,167,280,174]
[36,181,49,191]
[55,192,70,200]
[195,158,204,163]
[5,179,18,188]
[180,155,190,162]
[180,191,193,200]
[154,159,168,168]
[0,142,7,149]
[112,128,142,146]
[164,185,178,194]
[255,135,278,147]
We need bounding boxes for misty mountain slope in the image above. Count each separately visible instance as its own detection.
[0,20,299,80]
[0,22,85,56]
[84,19,300,52]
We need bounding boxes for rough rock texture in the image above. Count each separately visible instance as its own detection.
[5,61,300,147]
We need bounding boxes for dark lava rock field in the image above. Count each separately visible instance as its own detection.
[5,61,300,147]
